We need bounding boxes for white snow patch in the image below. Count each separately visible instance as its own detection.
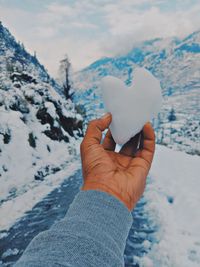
[140,145,200,267]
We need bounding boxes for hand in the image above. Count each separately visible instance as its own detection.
[80,113,155,211]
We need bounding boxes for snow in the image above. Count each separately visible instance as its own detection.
[140,145,200,267]
[44,101,58,120]
[2,248,19,259]
[101,67,162,144]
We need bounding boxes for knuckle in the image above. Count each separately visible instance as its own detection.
[88,119,101,130]
[88,120,96,128]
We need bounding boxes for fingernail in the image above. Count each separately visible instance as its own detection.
[101,112,111,119]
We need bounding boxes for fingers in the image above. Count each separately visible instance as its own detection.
[127,123,155,190]
[102,129,116,151]
[134,122,156,165]
[119,132,141,157]
[81,113,112,151]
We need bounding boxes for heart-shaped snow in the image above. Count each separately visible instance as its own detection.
[101,67,162,145]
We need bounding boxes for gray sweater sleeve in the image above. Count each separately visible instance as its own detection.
[15,190,133,267]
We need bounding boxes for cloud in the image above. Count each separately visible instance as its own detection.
[0,0,200,77]
[71,21,98,29]
[100,1,200,56]
[47,3,74,17]
[103,1,200,38]
[0,2,100,72]
[32,36,104,77]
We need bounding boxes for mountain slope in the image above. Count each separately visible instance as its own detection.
[73,31,200,155]
[0,22,83,217]
[74,31,200,95]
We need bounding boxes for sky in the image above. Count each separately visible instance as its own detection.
[0,0,200,77]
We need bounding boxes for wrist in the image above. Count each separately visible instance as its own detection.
[81,182,133,211]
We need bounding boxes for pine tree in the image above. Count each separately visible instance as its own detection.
[59,55,73,100]
[168,107,176,122]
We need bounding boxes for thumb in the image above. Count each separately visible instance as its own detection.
[81,113,112,149]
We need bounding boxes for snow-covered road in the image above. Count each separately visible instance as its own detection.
[0,145,200,267]
[0,170,82,266]
[0,169,157,267]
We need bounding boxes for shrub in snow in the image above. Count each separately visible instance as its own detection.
[28,132,36,148]
[9,95,29,113]
[34,165,61,181]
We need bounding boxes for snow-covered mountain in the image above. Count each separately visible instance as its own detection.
[0,22,83,217]
[73,31,200,155]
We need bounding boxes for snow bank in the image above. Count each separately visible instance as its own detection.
[140,145,200,267]
[0,23,83,232]
[0,161,80,231]
[0,100,82,231]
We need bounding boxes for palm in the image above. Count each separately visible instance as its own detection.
[108,150,136,170]
[82,135,149,209]
[81,115,155,210]
[82,144,134,178]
